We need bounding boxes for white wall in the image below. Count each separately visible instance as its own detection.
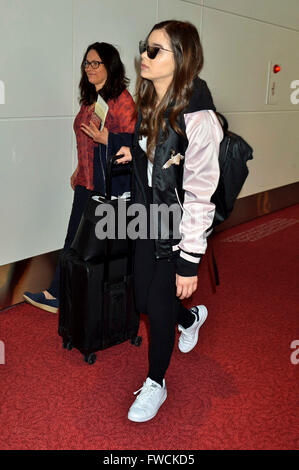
[0,0,74,265]
[0,0,299,265]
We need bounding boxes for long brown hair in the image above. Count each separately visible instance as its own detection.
[136,20,204,161]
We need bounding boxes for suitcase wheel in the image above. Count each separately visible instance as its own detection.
[131,335,142,347]
[63,340,73,351]
[84,353,97,365]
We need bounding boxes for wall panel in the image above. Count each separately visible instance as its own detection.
[0,118,73,265]
[201,7,299,112]
[224,112,299,197]
[73,0,158,110]
[0,0,73,118]
[205,0,299,31]
[158,0,202,36]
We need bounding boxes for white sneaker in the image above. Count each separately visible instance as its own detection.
[128,377,167,423]
[178,305,208,353]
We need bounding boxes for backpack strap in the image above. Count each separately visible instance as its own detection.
[211,246,220,286]
[215,112,228,133]
[207,238,220,293]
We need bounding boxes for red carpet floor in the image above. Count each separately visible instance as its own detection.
[0,204,298,450]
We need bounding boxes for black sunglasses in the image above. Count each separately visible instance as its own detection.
[139,40,173,59]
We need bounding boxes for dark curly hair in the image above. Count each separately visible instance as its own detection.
[79,42,129,105]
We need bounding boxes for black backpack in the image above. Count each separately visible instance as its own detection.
[211,112,253,226]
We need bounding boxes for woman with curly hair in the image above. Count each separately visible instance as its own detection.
[24,42,136,313]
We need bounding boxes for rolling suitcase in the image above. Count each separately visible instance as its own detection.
[58,155,141,364]
[58,250,141,364]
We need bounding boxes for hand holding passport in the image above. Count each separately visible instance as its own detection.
[80,94,109,144]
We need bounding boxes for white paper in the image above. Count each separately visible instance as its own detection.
[94,94,109,130]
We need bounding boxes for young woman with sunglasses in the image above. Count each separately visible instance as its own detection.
[23,42,136,313]
[116,20,223,422]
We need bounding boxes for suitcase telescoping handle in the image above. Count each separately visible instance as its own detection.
[106,153,131,200]
[103,153,134,283]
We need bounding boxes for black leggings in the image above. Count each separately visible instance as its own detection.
[134,237,195,386]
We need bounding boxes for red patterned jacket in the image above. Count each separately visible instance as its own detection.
[73,89,136,191]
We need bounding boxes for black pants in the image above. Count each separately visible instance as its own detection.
[134,237,195,386]
[48,185,91,298]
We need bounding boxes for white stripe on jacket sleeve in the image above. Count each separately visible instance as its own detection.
[178,110,223,258]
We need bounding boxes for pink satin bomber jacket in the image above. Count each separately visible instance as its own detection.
[176,110,224,266]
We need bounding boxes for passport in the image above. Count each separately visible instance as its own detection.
[94,94,109,130]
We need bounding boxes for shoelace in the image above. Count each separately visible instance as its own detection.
[133,382,159,402]
[180,329,195,344]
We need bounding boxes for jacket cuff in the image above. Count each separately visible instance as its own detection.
[175,251,201,277]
